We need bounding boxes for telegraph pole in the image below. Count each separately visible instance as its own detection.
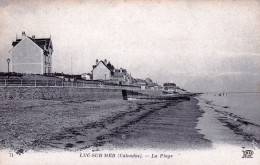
[7,58,10,78]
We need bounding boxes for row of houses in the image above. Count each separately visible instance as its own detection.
[9,32,179,91]
[91,59,133,85]
[80,59,162,90]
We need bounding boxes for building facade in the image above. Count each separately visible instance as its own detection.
[92,59,113,80]
[10,32,53,74]
[111,68,133,85]
[92,59,133,85]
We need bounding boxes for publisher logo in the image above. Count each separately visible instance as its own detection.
[242,150,254,158]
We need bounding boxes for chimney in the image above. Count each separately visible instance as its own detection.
[120,68,122,72]
[104,59,107,65]
[32,35,35,39]
[22,31,26,38]
[96,59,99,65]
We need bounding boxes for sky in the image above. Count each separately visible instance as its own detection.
[0,0,259,92]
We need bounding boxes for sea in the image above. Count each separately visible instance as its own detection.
[196,92,260,148]
[200,92,260,126]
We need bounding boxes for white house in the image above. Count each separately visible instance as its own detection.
[10,32,53,74]
[92,59,134,85]
[92,59,114,80]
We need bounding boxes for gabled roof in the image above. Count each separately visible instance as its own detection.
[92,60,115,72]
[12,37,52,50]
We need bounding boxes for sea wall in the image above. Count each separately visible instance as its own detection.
[0,87,123,101]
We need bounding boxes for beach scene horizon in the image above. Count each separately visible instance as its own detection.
[0,0,260,164]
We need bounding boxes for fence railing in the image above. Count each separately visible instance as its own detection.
[0,79,141,90]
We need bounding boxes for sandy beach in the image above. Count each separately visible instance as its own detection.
[1,92,259,156]
[0,96,211,153]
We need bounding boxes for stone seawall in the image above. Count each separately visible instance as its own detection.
[0,87,123,101]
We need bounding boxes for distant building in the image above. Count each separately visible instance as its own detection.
[163,83,177,93]
[133,78,148,90]
[92,59,114,81]
[10,32,53,74]
[111,68,133,85]
[92,59,133,85]
[143,78,161,90]
[147,82,160,90]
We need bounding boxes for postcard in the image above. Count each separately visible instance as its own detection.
[0,0,259,164]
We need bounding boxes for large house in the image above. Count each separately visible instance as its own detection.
[92,59,114,80]
[10,32,53,74]
[92,59,133,85]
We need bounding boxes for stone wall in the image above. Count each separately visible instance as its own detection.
[0,87,123,101]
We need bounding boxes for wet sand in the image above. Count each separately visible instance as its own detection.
[196,96,259,149]
[0,96,210,153]
[103,97,210,150]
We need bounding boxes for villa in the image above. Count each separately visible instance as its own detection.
[10,32,53,74]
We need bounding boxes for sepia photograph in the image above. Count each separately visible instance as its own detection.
[0,0,259,164]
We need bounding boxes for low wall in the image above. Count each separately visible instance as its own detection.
[0,87,123,101]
